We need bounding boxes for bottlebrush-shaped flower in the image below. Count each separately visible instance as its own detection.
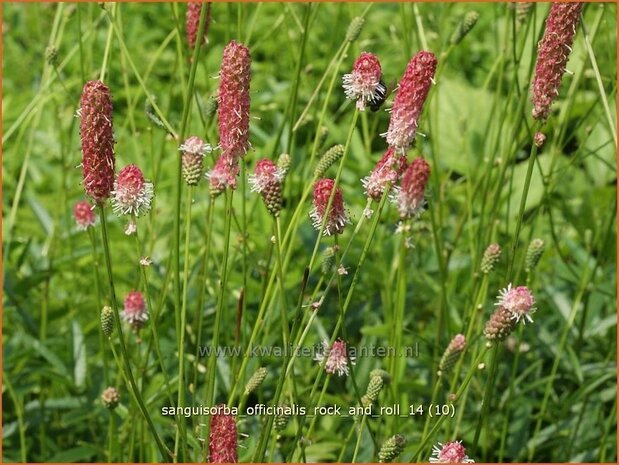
[186,2,212,50]
[394,156,430,219]
[531,3,583,121]
[248,159,283,216]
[208,407,238,463]
[362,147,407,201]
[310,178,350,236]
[111,165,154,217]
[385,51,437,151]
[430,441,475,463]
[218,40,251,159]
[121,291,148,330]
[495,283,536,324]
[73,200,95,230]
[207,152,240,197]
[342,52,386,111]
[315,339,355,377]
[79,80,116,203]
[180,136,212,186]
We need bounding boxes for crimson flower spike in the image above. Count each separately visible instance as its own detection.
[186,2,212,50]
[385,51,437,152]
[79,80,115,204]
[531,3,583,121]
[218,40,251,160]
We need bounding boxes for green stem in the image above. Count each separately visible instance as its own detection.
[98,206,169,459]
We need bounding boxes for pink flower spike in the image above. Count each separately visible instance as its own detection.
[315,339,355,377]
[79,80,116,203]
[386,51,437,152]
[430,440,475,463]
[531,3,583,121]
[218,40,251,160]
[73,200,95,230]
[208,152,240,196]
[342,52,386,111]
[248,159,283,193]
[362,147,407,201]
[112,165,154,217]
[121,291,148,330]
[495,284,536,324]
[310,178,350,236]
[395,156,430,219]
[208,406,238,463]
[186,2,212,50]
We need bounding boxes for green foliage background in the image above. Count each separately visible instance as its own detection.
[2,2,617,463]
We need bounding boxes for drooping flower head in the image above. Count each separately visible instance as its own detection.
[111,165,154,217]
[316,339,355,377]
[218,40,251,159]
[362,147,408,201]
[121,291,148,330]
[386,51,437,152]
[79,80,115,203]
[531,3,583,121]
[207,152,240,197]
[73,200,95,230]
[186,2,212,50]
[208,406,238,463]
[310,178,350,236]
[249,159,283,216]
[180,136,212,186]
[342,52,386,111]
[430,441,475,463]
[496,284,536,323]
[395,156,430,219]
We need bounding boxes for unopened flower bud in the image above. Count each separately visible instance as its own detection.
[438,334,466,375]
[481,243,501,274]
[378,434,406,463]
[450,11,479,45]
[101,306,114,338]
[346,17,364,42]
[101,387,120,409]
[244,367,268,395]
[314,144,344,178]
[525,238,545,272]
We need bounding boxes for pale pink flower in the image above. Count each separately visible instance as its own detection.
[430,441,475,463]
[495,283,536,323]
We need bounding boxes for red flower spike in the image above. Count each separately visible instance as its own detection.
[79,80,115,203]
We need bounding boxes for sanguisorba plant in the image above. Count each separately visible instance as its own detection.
[5,2,614,463]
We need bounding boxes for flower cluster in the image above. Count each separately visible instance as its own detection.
[496,284,536,324]
[531,3,583,121]
[210,40,251,196]
[430,441,475,463]
[79,80,116,203]
[385,51,437,152]
[342,52,386,111]
[310,179,350,236]
[111,165,154,218]
[248,159,284,216]
[186,2,212,50]
[180,136,211,186]
[208,407,238,463]
[316,339,354,377]
[73,200,95,230]
[362,147,408,201]
[121,291,148,331]
[394,156,431,219]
